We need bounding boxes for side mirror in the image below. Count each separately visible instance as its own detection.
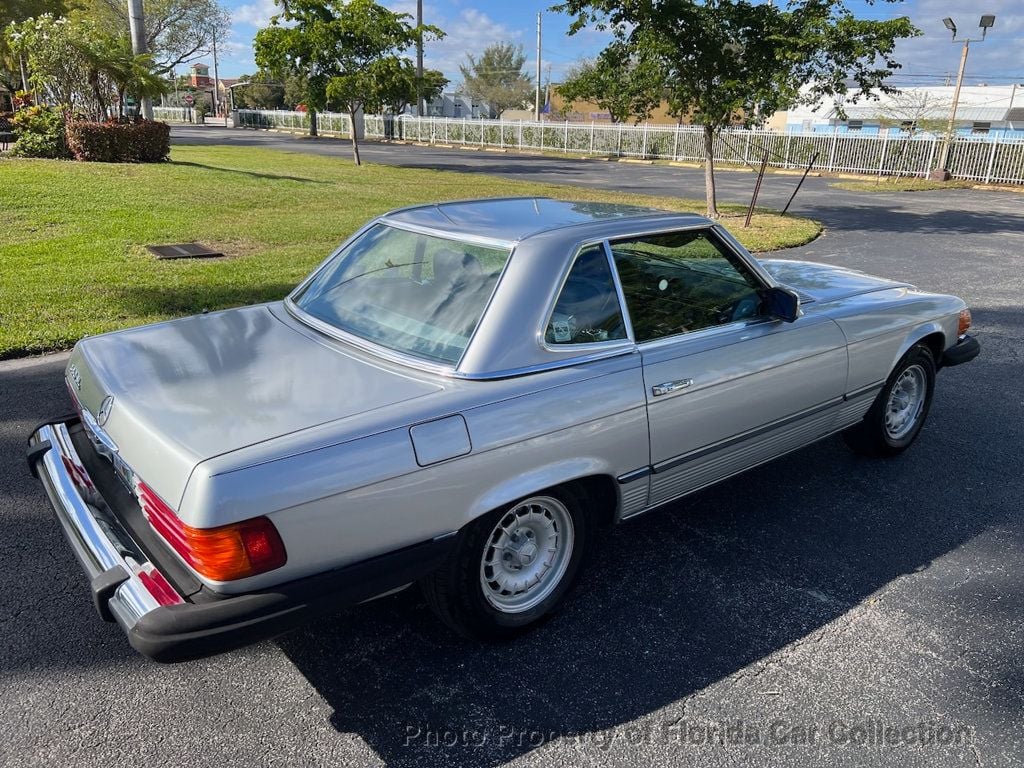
[761,286,802,323]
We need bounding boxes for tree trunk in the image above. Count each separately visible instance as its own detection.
[703,124,719,219]
[350,110,361,166]
[309,107,318,137]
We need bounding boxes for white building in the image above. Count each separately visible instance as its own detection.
[784,84,1024,139]
[414,92,494,119]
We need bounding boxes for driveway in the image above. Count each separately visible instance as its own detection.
[1,127,1021,767]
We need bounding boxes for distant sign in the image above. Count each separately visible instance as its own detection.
[183,94,195,106]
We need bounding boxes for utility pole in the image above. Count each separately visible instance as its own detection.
[127,0,153,119]
[211,24,225,125]
[931,14,996,180]
[534,12,542,121]
[416,0,425,116]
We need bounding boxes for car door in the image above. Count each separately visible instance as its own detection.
[608,226,849,509]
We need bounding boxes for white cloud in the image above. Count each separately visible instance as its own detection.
[231,0,278,29]
[419,7,524,87]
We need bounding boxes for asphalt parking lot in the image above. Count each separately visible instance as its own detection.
[1,128,1021,767]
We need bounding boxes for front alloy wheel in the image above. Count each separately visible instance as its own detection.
[421,490,588,640]
[843,343,936,457]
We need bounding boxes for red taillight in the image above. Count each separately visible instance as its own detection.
[135,481,286,581]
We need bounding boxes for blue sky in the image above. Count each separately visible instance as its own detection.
[216,0,1024,89]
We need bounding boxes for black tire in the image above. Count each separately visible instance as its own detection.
[420,489,589,641]
[842,343,936,457]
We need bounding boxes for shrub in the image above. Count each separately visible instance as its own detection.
[65,120,171,163]
[11,105,71,159]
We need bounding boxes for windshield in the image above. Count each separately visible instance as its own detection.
[292,224,511,365]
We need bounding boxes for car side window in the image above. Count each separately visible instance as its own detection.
[545,246,628,345]
[609,229,764,342]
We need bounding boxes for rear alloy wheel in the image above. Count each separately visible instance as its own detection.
[843,344,936,457]
[421,492,588,640]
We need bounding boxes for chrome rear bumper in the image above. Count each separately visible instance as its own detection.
[29,417,458,662]
[29,421,168,633]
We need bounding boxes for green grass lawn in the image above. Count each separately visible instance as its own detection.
[0,145,821,359]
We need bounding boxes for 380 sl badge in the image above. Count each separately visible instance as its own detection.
[67,362,81,391]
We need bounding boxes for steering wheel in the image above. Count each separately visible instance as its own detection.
[713,295,761,325]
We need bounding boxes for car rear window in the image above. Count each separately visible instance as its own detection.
[292,224,510,365]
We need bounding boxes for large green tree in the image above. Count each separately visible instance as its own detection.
[255,0,441,163]
[557,54,662,123]
[556,0,920,217]
[0,0,66,95]
[6,13,167,118]
[231,74,286,110]
[72,0,231,76]
[372,59,447,115]
[458,42,533,117]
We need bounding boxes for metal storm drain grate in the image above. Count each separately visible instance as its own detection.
[146,243,225,260]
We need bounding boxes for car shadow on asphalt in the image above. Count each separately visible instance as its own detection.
[278,350,1010,768]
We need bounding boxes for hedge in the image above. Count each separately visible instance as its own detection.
[65,120,171,163]
[10,105,71,159]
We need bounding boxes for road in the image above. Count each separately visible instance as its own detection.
[1,126,1021,767]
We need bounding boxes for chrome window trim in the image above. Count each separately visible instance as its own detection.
[635,316,777,353]
[537,239,633,353]
[604,240,636,342]
[374,218,517,250]
[454,345,638,380]
[711,224,779,288]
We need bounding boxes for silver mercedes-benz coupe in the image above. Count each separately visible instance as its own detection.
[28,197,979,661]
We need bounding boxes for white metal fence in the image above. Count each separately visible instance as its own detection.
[153,106,190,122]
[232,110,1024,185]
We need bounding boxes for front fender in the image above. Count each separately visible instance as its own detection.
[890,304,963,371]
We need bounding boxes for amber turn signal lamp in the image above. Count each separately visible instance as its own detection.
[136,481,287,581]
[958,308,972,337]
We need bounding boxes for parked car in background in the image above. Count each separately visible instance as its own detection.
[28,197,979,661]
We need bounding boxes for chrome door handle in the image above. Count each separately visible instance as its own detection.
[651,378,693,397]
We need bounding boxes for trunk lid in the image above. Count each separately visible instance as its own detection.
[67,303,443,507]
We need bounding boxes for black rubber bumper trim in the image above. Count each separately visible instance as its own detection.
[941,335,980,368]
[127,534,458,663]
[91,566,130,622]
[26,440,52,479]
[26,413,79,478]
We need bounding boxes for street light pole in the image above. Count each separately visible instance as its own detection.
[534,12,542,121]
[931,14,995,180]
